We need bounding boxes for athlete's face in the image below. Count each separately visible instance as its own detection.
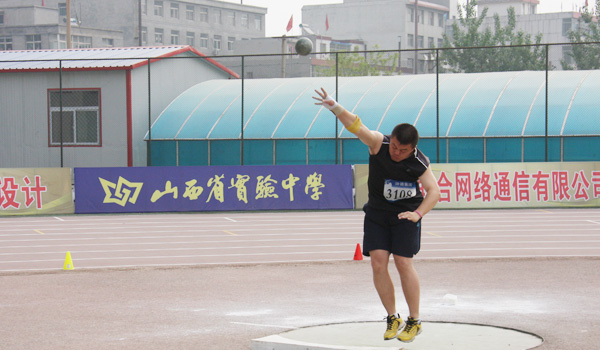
[389,137,415,162]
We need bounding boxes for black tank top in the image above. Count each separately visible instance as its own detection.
[367,135,430,212]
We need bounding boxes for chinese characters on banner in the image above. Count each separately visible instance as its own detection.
[74,165,354,214]
[434,168,600,205]
[354,163,600,209]
[0,168,74,215]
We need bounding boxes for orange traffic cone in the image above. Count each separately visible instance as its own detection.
[353,243,363,261]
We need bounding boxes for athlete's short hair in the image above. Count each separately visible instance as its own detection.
[391,123,419,147]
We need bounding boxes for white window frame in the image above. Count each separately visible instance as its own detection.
[154,0,164,17]
[186,5,194,20]
[48,89,101,146]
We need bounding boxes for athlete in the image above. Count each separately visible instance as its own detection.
[313,88,441,343]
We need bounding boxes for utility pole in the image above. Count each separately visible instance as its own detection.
[414,0,418,74]
[66,0,72,48]
[138,0,143,46]
[282,35,286,78]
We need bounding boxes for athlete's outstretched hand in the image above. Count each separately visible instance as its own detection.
[313,88,339,111]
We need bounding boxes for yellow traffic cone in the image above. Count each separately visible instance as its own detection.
[63,251,74,270]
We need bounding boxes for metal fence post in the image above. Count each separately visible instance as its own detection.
[59,60,64,168]
[241,55,245,165]
[147,58,152,166]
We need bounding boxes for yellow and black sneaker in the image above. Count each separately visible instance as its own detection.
[398,316,422,342]
[383,314,404,340]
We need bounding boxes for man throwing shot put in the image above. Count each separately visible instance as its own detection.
[313,88,440,343]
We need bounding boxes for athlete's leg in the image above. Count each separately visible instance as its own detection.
[370,249,396,315]
[393,255,420,319]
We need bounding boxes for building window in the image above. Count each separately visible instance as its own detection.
[141,27,147,45]
[254,15,262,30]
[407,34,414,48]
[0,10,4,25]
[200,33,208,48]
[171,30,179,45]
[72,35,92,48]
[419,10,424,24]
[200,7,208,22]
[417,35,424,48]
[438,13,444,27]
[141,0,147,15]
[26,34,42,50]
[154,28,164,44]
[186,5,194,20]
[438,38,444,47]
[228,11,235,26]
[428,37,434,48]
[170,3,179,19]
[102,38,114,47]
[429,11,434,25]
[0,36,12,50]
[58,3,67,17]
[154,1,164,17]
[213,35,221,51]
[227,36,235,50]
[562,45,573,65]
[51,34,67,49]
[562,18,572,36]
[186,32,195,46]
[214,9,222,24]
[49,89,101,146]
[409,8,414,22]
[241,13,249,28]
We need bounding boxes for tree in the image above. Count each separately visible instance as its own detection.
[562,0,600,70]
[315,46,398,77]
[440,0,547,73]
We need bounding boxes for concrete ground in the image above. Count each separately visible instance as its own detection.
[1,257,599,350]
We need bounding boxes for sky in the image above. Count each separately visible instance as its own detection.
[221,0,590,37]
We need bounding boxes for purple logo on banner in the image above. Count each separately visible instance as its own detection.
[75,165,353,213]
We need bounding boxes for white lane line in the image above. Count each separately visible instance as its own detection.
[587,220,600,225]
[0,221,362,232]
[0,243,359,256]
[0,226,363,237]
[0,250,356,264]
[3,237,598,251]
[230,321,297,329]
[223,217,237,222]
[54,217,65,221]
[0,258,353,273]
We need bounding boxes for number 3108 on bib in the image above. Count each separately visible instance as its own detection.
[383,179,416,201]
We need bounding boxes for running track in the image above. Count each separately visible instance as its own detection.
[1,208,599,273]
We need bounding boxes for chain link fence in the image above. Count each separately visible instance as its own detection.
[7,42,599,167]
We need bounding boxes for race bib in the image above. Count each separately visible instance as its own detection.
[383,179,416,201]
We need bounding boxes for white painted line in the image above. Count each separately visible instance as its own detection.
[224,217,237,222]
[54,217,65,221]
[0,244,358,256]
[230,321,297,329]
[587,220,600,225]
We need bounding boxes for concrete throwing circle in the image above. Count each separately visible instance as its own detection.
[251,321,543,350]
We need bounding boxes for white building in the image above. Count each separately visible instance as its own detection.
[302,0,450,73]
[476,0,584,68]
[228,35,367,79]
[0,0,267,55]
[0,46,238,168]
[477,0,539,16]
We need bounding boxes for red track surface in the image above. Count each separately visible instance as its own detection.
[1,208,599,273]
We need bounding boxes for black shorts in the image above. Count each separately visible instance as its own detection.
[362,204,421,258]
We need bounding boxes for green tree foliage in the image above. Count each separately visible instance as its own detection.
[315,46,398,77]
[562,0,600,70]
[441,0,547,73]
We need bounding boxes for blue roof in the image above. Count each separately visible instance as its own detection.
[148,70,600,140]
